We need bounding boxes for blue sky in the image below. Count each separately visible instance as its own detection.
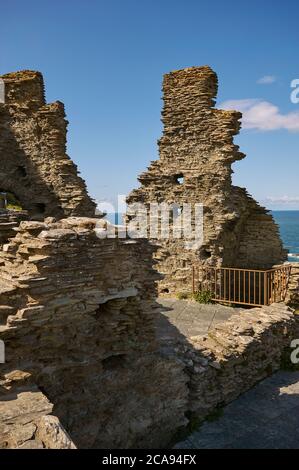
[1,0,298,209]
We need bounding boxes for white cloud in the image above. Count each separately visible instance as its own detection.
[265,196,299,205]
[220,99,299,132]
[257,75,276,84]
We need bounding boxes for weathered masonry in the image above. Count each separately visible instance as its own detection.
[0,71,96,219]
[0,218,187,448]
[127,66,287,295]
[0,68,297,450]
[0,71,188,449]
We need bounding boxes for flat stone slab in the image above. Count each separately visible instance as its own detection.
[156,298,238,343]
[175,370,299,449]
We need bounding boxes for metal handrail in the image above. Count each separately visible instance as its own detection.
[192,265,292,307]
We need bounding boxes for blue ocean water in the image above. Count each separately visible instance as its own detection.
[272,211,299,262]
[106,211,299,263]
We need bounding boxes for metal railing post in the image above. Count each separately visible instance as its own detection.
[192,266,195,294]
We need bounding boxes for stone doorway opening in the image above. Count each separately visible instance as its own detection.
[0,190,23,211]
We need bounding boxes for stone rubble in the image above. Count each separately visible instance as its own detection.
[0,383,76,449]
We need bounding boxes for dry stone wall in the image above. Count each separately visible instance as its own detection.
[127,66,286,295]
[0,217,188,448]
[168,303,299,424]
[286,263,299,307]
[0,70,187,449]
[0,67,295,450]
[0,210,28,246]
[0,71,96,219]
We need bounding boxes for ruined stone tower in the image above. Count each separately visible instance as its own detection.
[0,71,96,219]
[127,66,286,295]
[0,71,187,449]
[0,67,296,450]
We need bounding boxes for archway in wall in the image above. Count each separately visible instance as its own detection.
[0,190,23,211]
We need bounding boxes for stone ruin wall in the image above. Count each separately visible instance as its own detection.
[0,210,28,246]
[0,218,188,448]
[127,66,286,295]
[1,218,297,449]
[0,71,188,448]
[172,303,299,426]
[0,71,96,219]
[0,67,297,450]
[0,385,76,449]
[285,263,299,308]
[171,302,299,450]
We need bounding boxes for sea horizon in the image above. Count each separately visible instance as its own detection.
[106,210,299,263]
[272,210,299,262]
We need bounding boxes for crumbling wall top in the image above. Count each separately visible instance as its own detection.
[128,65,286,294]
[0,70,96,219]
[1,70,45,108]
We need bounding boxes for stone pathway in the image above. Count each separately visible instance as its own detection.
[156,299,299,449]
[156,298,238,340]
[176,370,299,449]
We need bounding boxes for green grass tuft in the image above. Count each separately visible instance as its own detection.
[192,290,213,304]
[176,291,190,300]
